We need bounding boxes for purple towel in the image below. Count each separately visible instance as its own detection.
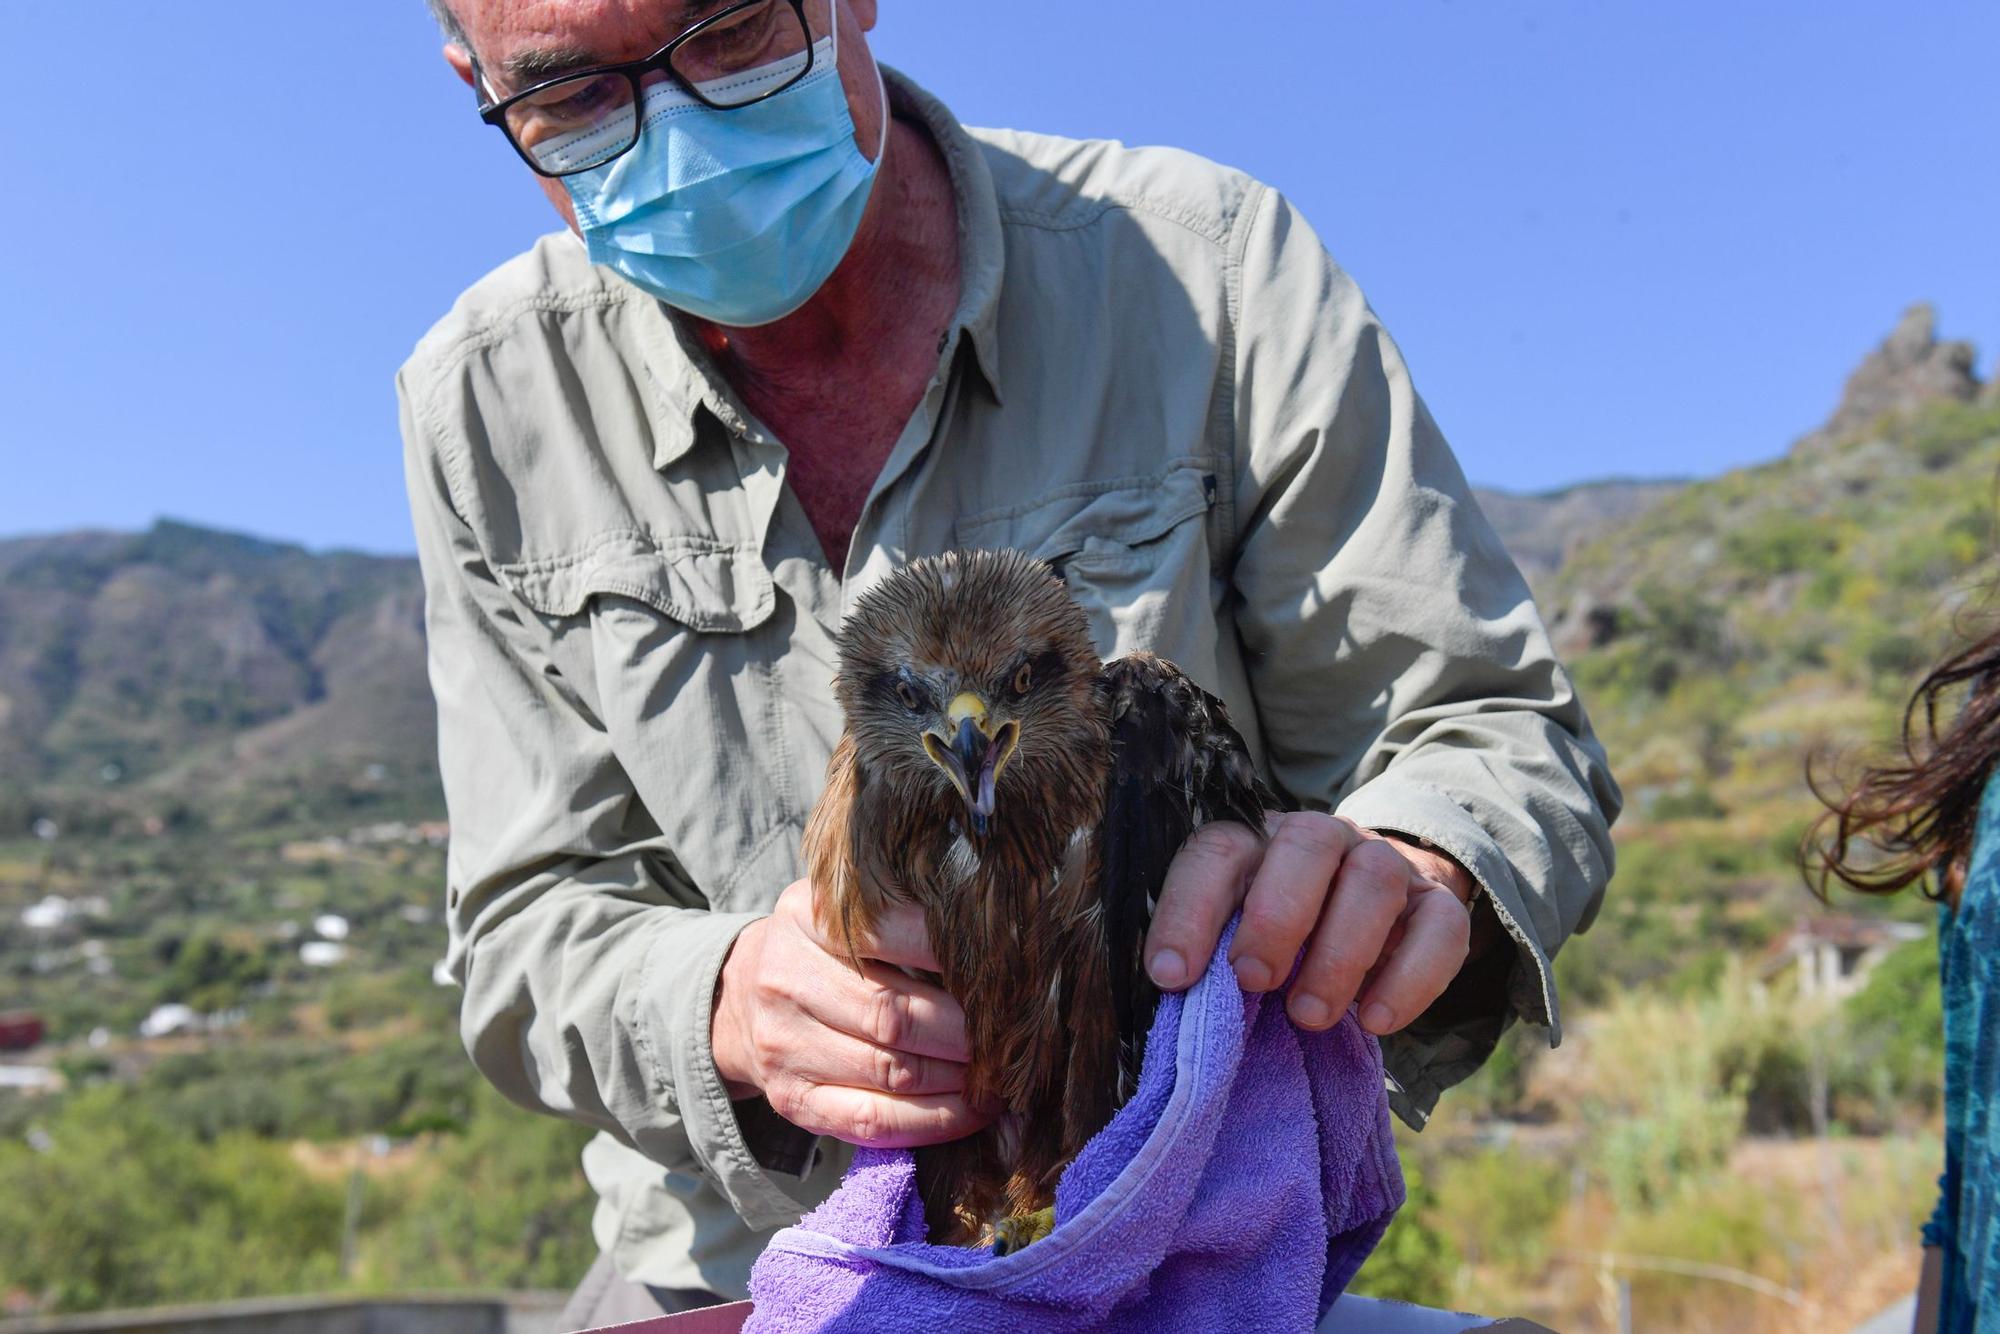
[746,920,1405,1332]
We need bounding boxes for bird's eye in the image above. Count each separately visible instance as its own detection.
[1012,663,1033,696]
[896,680,922,710]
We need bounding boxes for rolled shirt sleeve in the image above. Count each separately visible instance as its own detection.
[401,376,821,1229]
[1225,187,1622,1125]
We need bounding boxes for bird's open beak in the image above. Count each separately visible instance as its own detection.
[921,692,1020,837]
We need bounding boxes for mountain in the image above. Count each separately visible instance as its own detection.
[1471,302,1989,590]
[1790,302,1986,456]
[0,521,435,830]
[1548,305,1995,662]
[1532,305,1997,999]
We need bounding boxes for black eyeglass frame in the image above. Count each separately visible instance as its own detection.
[475,0,815,179]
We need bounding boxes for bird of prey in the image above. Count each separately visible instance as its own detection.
[804,549,1276,1245]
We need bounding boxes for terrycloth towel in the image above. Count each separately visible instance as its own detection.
[745,920,1405,1332]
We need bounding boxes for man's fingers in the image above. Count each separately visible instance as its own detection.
[782,1026,969,1098]
[802,962,971,1063]
[1286,838,1412,1029]
[773,1081,991,1149]
[1229,812,1360,992]
[1145,820,1266,990]
[1352,886,1472,1036]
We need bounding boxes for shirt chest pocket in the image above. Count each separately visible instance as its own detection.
[492,537,813,910]
[956,466,1224,681]
[493,533,776,630]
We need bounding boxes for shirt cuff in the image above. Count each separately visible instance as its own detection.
[1336,776,1558,1129]
[635,909,829,1231]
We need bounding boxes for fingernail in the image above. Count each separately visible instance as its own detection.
[1291,995,1330,1028]
[1233,957,1272,992]
[1149,949,1187,989]
[1361,1001,1394,1033]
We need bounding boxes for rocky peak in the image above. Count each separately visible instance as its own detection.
[1796,303,1982,451]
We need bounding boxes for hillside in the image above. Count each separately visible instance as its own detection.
[0,521,437,831]
[1542,304,1997,997]
[1473,479,1687,584]
[1360,306,1998,1329]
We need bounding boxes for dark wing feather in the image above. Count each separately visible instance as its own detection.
[1095,653,1280,1091]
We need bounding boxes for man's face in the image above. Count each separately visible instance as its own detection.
[445,0,885,231]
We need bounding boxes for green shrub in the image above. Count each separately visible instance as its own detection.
[1725,515,1839,578]
[0,1088,344,1312]
[1350,1162,1459,1306]
[1433,1149,1566,1275]
[1904,400,2000,471]
[360,1083,595,1291]
[1842,934,1945,1115]
[142,1031,477,1141]
[323,965,452,1033]
[1574,991,1748,1210]
[152,930,273,1012]
[1650,786,1728,822]
[0,1068,594,1313]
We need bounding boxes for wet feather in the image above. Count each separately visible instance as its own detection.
[803,550,1276,1242]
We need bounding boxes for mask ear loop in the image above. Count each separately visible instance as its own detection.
[829,0,890,166]
[872,63,889,162]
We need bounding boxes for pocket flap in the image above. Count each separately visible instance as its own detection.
[956,467,1215,561]
[494,533,775,633]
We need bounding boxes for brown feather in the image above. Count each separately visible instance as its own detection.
[803,734,868,970]
[805,551,1272,1244]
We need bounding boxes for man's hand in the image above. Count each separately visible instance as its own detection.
[712,879,994,1148]
[1143,813,1478,1035]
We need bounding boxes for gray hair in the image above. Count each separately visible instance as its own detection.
[425,0,470,47]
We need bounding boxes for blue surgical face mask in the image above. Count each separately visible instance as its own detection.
[559,32,886,327]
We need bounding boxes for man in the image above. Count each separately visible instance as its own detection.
[399,0,1619,1323]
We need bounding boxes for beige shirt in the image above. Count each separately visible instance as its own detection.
[399,69,1619,1298]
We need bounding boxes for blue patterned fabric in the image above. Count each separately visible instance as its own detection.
[1926,772,2000,1332]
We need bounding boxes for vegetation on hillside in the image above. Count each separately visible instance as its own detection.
[0,829,595,1314]
[1552,396,2000,1000]
[1348,391,2000,1326]
[0,1078,594,1312]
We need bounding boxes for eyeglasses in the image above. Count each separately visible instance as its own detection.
[476,0,816,179]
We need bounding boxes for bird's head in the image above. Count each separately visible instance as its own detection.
[834,551,1107,841]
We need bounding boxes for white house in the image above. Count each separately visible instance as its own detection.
[139,1003,200,1039]
[1758,914,1928,1002]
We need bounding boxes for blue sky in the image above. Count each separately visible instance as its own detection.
[1,3,1994,554]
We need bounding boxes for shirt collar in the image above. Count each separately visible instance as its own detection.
[891,65,1006,405]
[641,63,1006,471]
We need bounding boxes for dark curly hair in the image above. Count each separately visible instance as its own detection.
[1803,617,2000,905]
